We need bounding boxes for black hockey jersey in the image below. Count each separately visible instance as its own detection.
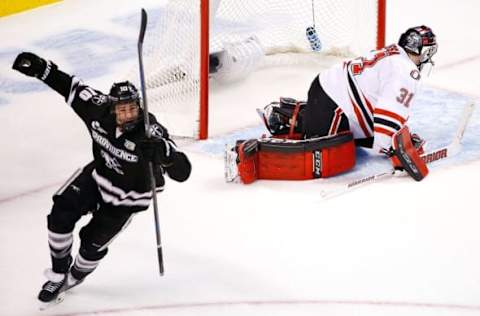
[42,64,190,212]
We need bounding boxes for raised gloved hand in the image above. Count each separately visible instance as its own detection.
[140,135,175,167]
[12,52,48,79]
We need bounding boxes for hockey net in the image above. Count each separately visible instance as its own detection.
[130,0,385,139]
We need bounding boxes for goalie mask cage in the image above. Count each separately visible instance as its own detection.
[136,0,386,139]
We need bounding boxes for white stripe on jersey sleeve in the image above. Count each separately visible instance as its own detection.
[67,77,82,106]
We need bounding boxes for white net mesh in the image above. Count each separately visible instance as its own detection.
[130,0,381,138]
[211,0,378,56]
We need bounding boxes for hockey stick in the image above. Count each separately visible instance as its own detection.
[138,8,164,276]
[321,101,476,198]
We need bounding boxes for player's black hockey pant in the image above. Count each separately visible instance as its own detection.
[303,75,350,138]
[46,161,135,280]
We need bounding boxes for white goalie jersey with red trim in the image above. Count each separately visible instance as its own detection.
[319,44,421,154]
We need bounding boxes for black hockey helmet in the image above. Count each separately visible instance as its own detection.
[109,81,143,131]
[398,25,437,70]
[110,81,140,104]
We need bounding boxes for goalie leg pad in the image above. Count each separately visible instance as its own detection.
[320,137,357,178]
[259,133,356,180]
[258,150,312,180]
[236,133,356,183]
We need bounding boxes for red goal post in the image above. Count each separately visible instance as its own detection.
[136,0,386,140]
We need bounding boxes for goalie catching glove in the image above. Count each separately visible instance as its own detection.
[258,97,306,139]
[389,126,429,181]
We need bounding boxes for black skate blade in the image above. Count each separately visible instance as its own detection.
[38,292,65,310]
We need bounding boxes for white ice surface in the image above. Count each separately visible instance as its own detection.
[0,1,480,316]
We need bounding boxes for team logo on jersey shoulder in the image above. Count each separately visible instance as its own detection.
[91,121,108,135]
[79,87,97,101]
[124,139,136,151]
[410,69,421,80]
[79,90,92,101]
[92,94,109,106]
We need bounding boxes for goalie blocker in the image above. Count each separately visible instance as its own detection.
[235,132,356,184]
[390,126,429,181]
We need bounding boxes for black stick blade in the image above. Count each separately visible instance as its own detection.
[138,8,148,45]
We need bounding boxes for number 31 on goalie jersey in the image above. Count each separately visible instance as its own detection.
[396,87,414,107]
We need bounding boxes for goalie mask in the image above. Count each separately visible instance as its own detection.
[260,97,306,138]
[109,81,143,132]
[398,25,437,71]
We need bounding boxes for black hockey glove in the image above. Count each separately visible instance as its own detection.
[140,136,175,167]
[12,52,49,79]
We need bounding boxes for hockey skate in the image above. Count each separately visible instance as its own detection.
[38,269,67,308]
[38,270,83,310]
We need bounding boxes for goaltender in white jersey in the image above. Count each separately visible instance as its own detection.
[320,44,419,152]
[302,25,438,155]
[241,26,439,184]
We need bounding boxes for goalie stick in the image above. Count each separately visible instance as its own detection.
[138,8,165,276]
[321,101,476,198]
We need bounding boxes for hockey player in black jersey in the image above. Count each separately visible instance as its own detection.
[12,52,192,303]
